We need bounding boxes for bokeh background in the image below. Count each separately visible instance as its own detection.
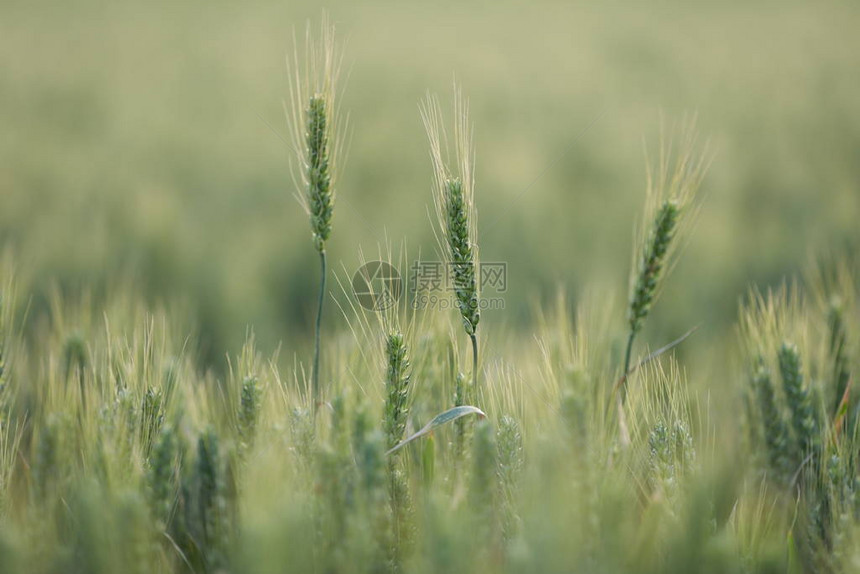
[2,0,859,369]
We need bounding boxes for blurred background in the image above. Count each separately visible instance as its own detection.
[1,0,858,369]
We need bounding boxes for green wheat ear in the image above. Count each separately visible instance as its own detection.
[445,178,480,336]
[238,375,262,450]
[193,428,229,571]
[620,120,708,399]
[286,14,347,415]
[751,360,793,484]
[778,342,819,459]
[647,418,695,502]
[306,95,333,253]
[383,331,411,454]
[147,425,178,528]
[496,415,524,540]
[63,331,88,383]
[140,386,164,459]
[421,87,482,396]
[628,199,679,336]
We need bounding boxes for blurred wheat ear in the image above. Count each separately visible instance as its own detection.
[827,297,851,416]
[620,119,709,402]
[750,360,794,484]
[777,342,820,460]
[420,87,481,398]
[238,376,262,451]
[285,13,348,416]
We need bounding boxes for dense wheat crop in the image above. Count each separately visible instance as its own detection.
[1,2,860,573]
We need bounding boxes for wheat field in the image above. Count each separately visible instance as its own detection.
[1,2,860,573]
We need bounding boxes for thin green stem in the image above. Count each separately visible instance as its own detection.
[312,249,327,415]
[620,330,636,403]
[612,326,699,401]
[470,332,479,399]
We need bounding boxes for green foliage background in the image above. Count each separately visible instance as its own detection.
[2,0,858,367]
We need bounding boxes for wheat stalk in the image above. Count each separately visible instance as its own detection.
[285,14,347,415]
[620,119,708,400]
[420,86,481,397]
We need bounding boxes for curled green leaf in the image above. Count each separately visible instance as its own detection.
[385,405,486,456]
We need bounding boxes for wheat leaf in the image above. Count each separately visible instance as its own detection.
[386,405,486,456]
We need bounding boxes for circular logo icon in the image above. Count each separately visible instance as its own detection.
[352,261,402,311]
